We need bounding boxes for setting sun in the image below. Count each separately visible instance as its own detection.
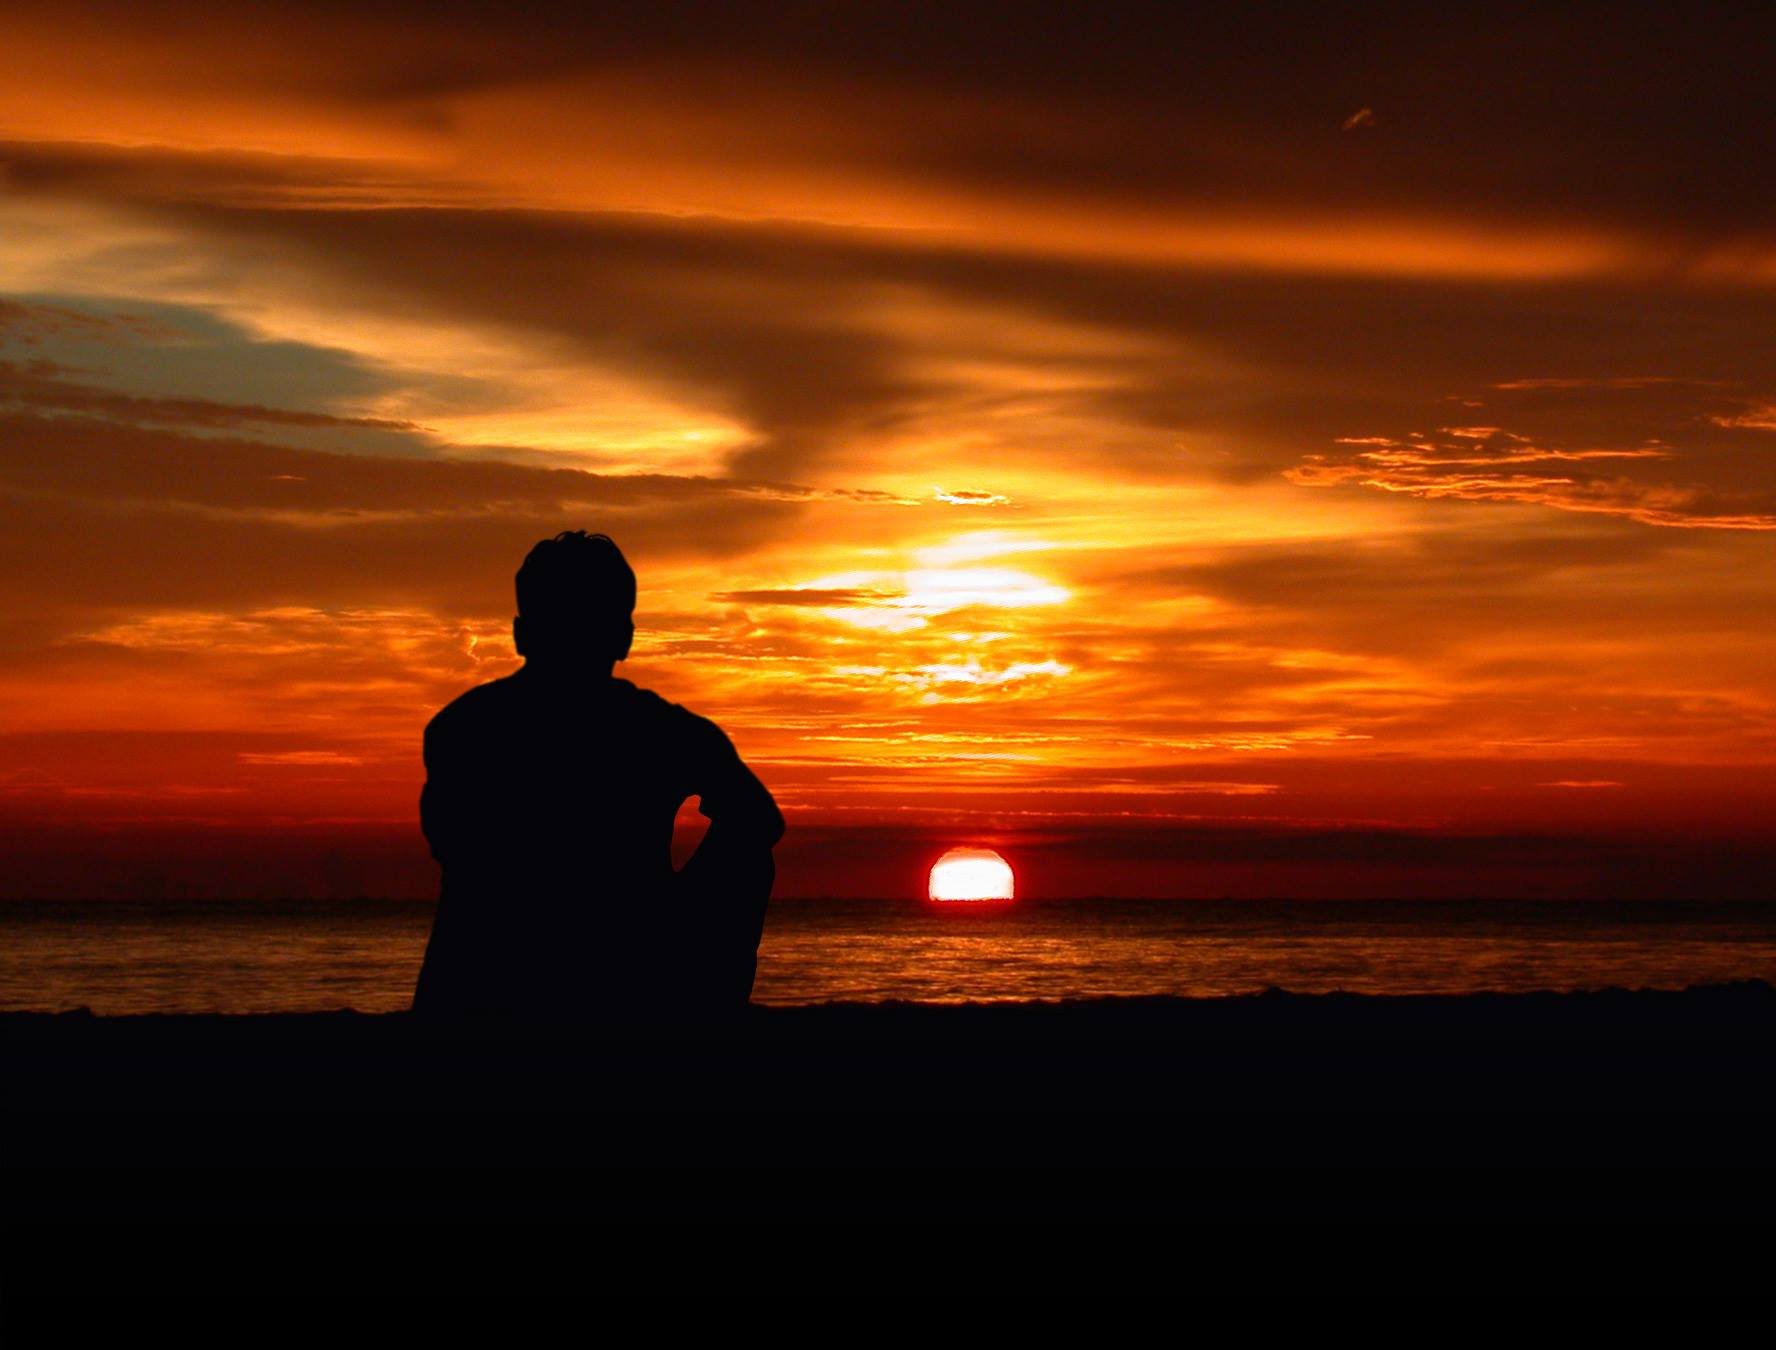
[928,847,1015,903]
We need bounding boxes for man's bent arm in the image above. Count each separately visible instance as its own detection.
[699,757,784,852]
[687,715,784,854]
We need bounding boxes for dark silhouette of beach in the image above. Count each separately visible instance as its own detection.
[11,984,1774,1194]
[15,985,1775,1293]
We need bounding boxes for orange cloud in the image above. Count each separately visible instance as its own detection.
[1293,420,1776,531]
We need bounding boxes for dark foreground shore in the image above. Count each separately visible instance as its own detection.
[10,982,1775,1182]
[4,983,1772,1296]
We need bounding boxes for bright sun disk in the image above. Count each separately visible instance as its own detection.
[928,847,1015,902]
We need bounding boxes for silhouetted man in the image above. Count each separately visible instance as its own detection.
[413,531,784,1019]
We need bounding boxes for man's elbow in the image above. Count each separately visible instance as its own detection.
[719,790,784,850]
[701,762,786,848]
[734,790,785,849]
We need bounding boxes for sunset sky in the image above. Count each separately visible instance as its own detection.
[2,3,1772,898]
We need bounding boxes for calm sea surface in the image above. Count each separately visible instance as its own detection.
[4,898,1776,1015]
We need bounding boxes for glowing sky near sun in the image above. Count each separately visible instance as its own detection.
[1,4,1773,897]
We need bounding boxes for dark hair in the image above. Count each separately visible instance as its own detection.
[514,531,636,661]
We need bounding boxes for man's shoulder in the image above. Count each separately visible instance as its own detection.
[425,673,523,738]
[611,679,733,745]
[611,678,706,724]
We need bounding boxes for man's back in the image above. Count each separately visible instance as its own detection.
[414,665,783,1017]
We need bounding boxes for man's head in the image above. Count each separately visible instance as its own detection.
[513,531,636,666]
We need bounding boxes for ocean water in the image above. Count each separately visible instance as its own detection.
[4,898,1776,1015]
